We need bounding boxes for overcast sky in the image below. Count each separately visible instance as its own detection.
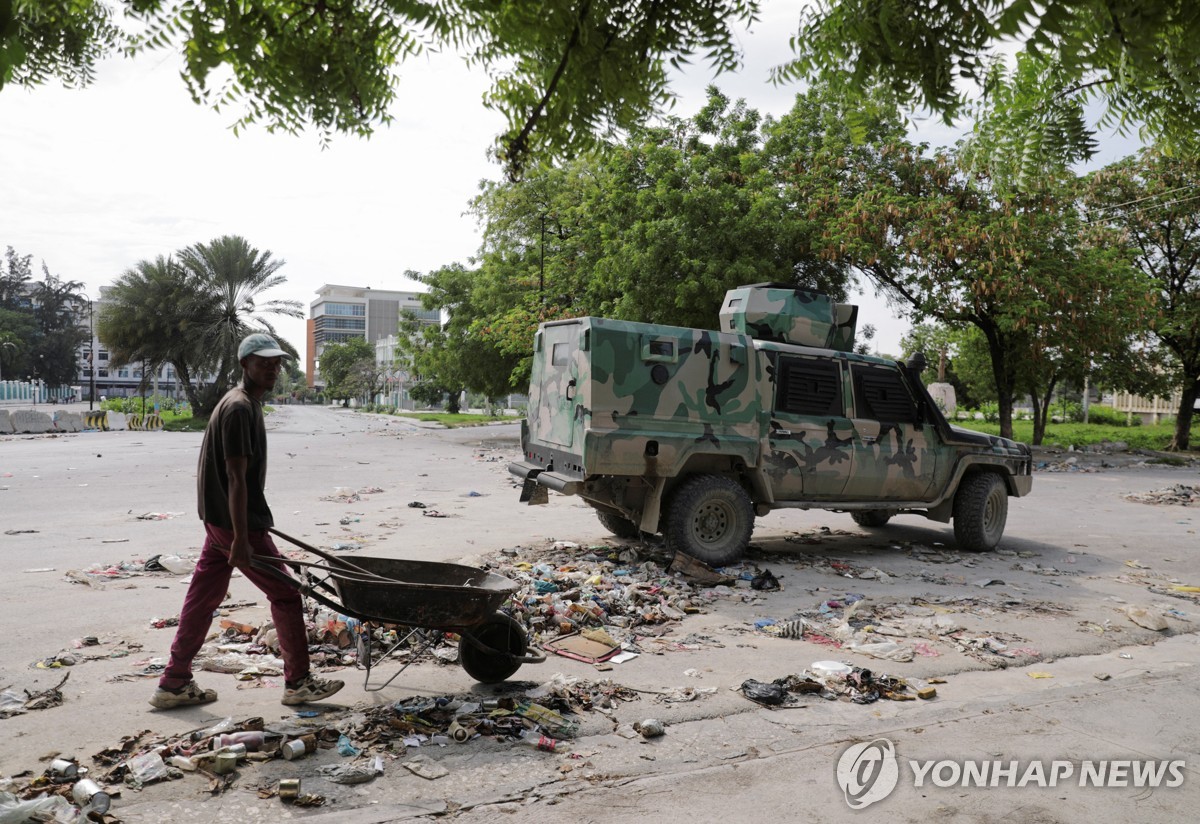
[0,4,1137,367]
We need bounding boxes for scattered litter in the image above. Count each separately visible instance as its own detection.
[1125,606,1169,631]
[316,763,378,784]
[4,529,37,535]
[402,757,449,780]
[1124,485,1198,507]
[407,501,427,509]
[421,510,448,518]
[136,512,180,520]
[634,718,665,738]
[1027,672,1054,679]
[750,569,780,591]
[1094,673,1112,681]
[23,567,55,573]
[1,672,70,717]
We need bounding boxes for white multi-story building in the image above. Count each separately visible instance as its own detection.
[306,284,440,388]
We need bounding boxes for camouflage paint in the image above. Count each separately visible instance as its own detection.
[515,284,1031,535]
[720,285,858,351]
[571,318,766,477]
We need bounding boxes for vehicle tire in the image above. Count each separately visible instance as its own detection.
[851,510,893,528]
[459,612,526,684]
[665,475,754,566]
[595,509,641,539]
[952,472,1008,552]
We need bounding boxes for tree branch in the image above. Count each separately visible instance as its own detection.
[505,0,593,179]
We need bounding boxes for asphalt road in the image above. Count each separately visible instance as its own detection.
[1,404,1198,822]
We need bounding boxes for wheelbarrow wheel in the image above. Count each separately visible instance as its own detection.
[460,612,526,684]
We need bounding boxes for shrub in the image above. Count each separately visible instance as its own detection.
[1086,404,1140,427]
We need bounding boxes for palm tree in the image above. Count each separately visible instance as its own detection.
[101,236,302,415]
[176,235,303,408]
[99,255,210,410]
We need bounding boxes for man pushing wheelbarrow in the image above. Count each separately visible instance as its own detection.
[149,334,344,709]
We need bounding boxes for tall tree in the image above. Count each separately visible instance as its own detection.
[100,236,301,415]
[97,255,211,411]
[780,0,1200,163]
[1083,149,1200,450]
[2,0,759,179]
[1,245,33,310]
[317,337,376,404]
[175,235,303,407]
[29,268,89,387]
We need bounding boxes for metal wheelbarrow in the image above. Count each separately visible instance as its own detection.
[251,528,545,691]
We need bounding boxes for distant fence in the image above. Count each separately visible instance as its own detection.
[0,379,80,405]
[1106,390,1193,425]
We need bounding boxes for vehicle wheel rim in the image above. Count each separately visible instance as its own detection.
[694,501,731,543]
[984,488,1002,533]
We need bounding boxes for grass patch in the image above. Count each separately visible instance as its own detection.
[163,416,207,432]
[955,419,1198,451]
[1147,455,1190,467]
[390,412,511,428]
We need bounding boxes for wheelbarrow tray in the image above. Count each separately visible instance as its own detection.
[325,555,518,631]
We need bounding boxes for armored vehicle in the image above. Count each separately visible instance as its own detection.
[509,284,1032,564]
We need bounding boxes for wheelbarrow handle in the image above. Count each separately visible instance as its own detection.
[268,527,392,582]
[249,554,391,583]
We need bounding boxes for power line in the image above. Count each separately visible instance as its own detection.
[1086,189,1200,222]
[1086,182,1199,216]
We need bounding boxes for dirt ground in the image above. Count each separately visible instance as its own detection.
[2,405,1198,823]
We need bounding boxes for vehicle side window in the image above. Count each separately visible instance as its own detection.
[851,364,919,423]
[776,357,843,416]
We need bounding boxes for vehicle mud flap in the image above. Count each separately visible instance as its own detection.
[520,478,549,505]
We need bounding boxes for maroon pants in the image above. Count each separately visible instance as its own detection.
[159,524,310,689]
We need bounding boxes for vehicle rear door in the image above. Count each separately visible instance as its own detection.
[528,320,582,449]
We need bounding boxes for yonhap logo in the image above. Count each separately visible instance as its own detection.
[837,738,900,809]
[834,739,1185,809]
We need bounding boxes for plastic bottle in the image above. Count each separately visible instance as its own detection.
[518,731,558,752]
[213,731,265,751]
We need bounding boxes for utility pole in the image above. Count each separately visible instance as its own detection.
[88,298,96,411]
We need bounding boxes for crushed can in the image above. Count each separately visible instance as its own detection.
[72,778,111,815]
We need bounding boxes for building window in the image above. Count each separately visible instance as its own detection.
[324,302,366,317]
[98,352,109,362]
[98,369,109,378]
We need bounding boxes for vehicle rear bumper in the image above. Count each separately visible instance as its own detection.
[508,461,584,497]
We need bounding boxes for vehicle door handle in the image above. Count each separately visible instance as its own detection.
[565,379,576,401]
[862,435,877,444]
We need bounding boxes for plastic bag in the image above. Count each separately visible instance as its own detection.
[127,752,169,785]
[740,679,786,705]
[0,792,76,824]
[847,641,915,663]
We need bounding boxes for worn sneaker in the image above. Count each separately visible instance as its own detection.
[149,681,217,709]
[282,674,344,706]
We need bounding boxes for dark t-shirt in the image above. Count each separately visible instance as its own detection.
[197,386,273,530]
